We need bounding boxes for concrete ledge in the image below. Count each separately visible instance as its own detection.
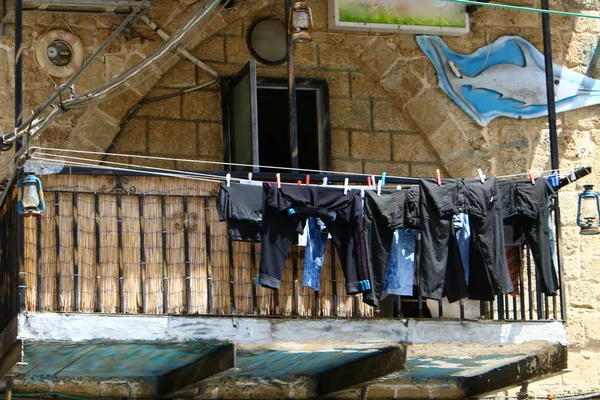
[17,313,568,346]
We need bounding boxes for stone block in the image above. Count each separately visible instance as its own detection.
[148,120,197,156]
[561,227,581,257]
[137,89,182,119]
[295,42,318,68]
[225,36,250,64]
[564,105,600,129]
[96,29,121,54]
[473,6,541,28]
[581,236,600,258]
[342,36,374,58]
[568,281,597,310]
[373,101,417,132]
[562,256,581,282]
[304,70,349,98]
[350,73,389,99]
[318,42,358,71]
[36,126,72,150]
[68,108,120,151]
[192,36,226,62]
[559,191,582,228]
[364,161,410,177]
[427,119,469,161]
[156,60,196,88]
[358,38,400,78]
[562,350,598,386]
[112,118,147,153]
[351,131,391,161]
[410,163,443,178]
[96,85,144,123]
[382,61,424,109]
[182,90,222,121]
[197,122,223,157]
[393,134,438,163]
[331,129,349,157]
[104,55,126,80]
[0,49,8,87]
[220,19,243,36]
[73,59,106,94]
[130,155,175,170]
[573,13,600,34]
[329,98,371,130]
[0,90,14,121]
[332,158,363,174]
[564,32,598,69]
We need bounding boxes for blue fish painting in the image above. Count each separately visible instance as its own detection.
[417,35,600,126]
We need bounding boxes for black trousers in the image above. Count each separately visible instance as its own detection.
[217,182,263,242]
[258,184,366,294]
[500,179,558,295]
[363,189,419,307]
[419,178,513,301]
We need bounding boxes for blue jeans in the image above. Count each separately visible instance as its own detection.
[383,229,419,297]
[453,213,471,284]
[302,218,328,291]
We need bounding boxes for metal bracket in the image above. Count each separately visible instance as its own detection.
[172,211,198,231]
[100,176,136,195]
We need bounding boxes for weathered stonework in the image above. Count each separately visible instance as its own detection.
[0,0,598,396]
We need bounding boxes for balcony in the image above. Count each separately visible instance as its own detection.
[0,171,568,399]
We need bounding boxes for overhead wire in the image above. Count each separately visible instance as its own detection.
[442,0,600,20]
[33,147,591,183]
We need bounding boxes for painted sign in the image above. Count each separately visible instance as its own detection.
[417,35,600,126]
[328,0,469,36]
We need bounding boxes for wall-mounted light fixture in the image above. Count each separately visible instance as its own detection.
[17,173,45,217]
[577,184,600,235]
[289,1,314,43]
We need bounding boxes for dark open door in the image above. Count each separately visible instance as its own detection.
[222,61,259,172]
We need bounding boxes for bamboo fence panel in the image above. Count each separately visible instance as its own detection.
[254,243,274,315]
[231,241,253,315]
[39,193,57,311]
[334,250,354,317]
[142,195,165,314]
[121,195,142,313]
[295,249,315,316]
[23,216,37,311]
[319,244,334,317]
[208,197,230,314]
[58,193,74,311]
[278,255,295,316]
[77,194,97,312]
[187,197,208,314]
[165,196,185,314]
[98,194,119,313]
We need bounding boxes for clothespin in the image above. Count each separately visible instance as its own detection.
[248,172,253,181]
[571,168,577,182]
[436,169,442,186]
[276,173,281,188]
[371,175,376,189]
[226,173,231,187]
[381,172,387,187]
[549,170,560,188]
[344,178,349,195]
[306,175,310,185]
[367,176,372,188]
[478,169,486,183]
[296,180,302,185]
[528,170,536,185]
[322,177,328,186]
[377,180,382,197]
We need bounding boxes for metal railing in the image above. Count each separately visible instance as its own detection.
[6,172,565,321]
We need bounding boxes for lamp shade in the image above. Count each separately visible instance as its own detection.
[17,173,46,216]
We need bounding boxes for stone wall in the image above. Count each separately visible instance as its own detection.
[0,0,598,397]
[108,1,444,177]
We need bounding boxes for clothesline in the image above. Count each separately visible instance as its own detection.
[31,146,592,182]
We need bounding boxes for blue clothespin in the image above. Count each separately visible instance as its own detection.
[381,172,387,187]
[549,171,560,188]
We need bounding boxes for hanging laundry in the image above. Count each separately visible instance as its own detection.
[302,218,328,291]
[382,228,419,298]
[419,178,513,302]
[499,179,559,295]
[217,182,264,242]
[363,189,420,307]
[453,213,471,284]
[258,183,368,295]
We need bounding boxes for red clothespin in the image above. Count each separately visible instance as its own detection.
[436,169,442,186]
[297,180,302,185]
[528,170,536,185]
[367,176,372,188]
[306,175,310,185]
[276,173,281,188]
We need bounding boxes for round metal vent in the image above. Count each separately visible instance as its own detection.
[35,30,84,78]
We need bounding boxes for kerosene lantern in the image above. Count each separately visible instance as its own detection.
[17,173,46,216]
[577,184,600,235]
[289,1,314,43]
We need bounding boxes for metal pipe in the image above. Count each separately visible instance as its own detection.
[14,0,22,150]
[285,0,299,171]
[541,0,567,321]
